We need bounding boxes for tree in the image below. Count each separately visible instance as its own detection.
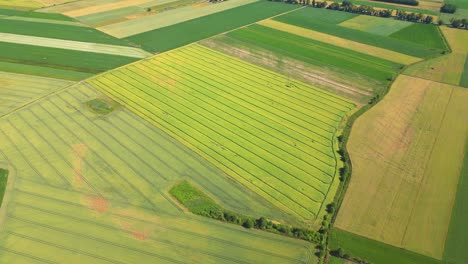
[438,19,444,26]
[326,202,336,214]
[424,15,433,24]
[255,217,268,229]
[440,3,457,13]
[451,18,462,28]
[242,218,254,228]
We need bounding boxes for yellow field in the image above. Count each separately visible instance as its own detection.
[0,0,73,10]
[335,75,468,259]
[404,27,468,85]
[257,20,421,65]
[63,0,152,17]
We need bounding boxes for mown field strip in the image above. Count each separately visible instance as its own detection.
[0,15,84,26]
[0,33,150,58]
[87,45,354,221]
[258,19,420,65]
[97,0,258,38]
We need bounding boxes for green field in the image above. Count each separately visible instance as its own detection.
[0,71,73,116]
[339,15,412,36]
[0,168,8,207]
[461,55,468,87]
[0,61,92,81]
[273,8,447,58]
[125,1,299,52]
[0,8,74,21]
[329,229,443,264]
[444,145,468,264]
[389,23,448,50]
[87,44,355,222]
[226,24,402,83]
[0,19,131,46]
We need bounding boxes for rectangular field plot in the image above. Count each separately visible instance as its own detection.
[87,44,355,222]
[335,75,468,259]
[339,15,412,36]
[0,71,73,116]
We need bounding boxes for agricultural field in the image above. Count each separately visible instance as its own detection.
[125,1,299,52]
[0,12,149,80]
[405,27,468,87]
[339,15,412,36]
[273,8,448,58]
[335,74,468,259]
[0,71,73,116]
[0,0,75,10]
[86,44,355,222]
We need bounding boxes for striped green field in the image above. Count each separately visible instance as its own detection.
[0,71,73,116]
[87,44,355,222]
[0,81,311,263]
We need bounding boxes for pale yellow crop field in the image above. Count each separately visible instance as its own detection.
[404,26,468,85]
[63,0,152,17]
[335,75,468,259]
[258,19,421,65]
[0,0,74,10]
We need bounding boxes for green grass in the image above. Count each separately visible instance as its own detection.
[0,8,74,21]
[0,61,92,81]
[444,145,468,264]
[461,55,468,88]
[227,24,402,83]
[329,228,443,264]
[88,43,355,222]
[0,19,131,46]
[125,1,299,52]
[446,0,468,9]
[339,15,412,36]
[0,42,139,74]
[389,23,448,50]
[76,6,143,26]
[170,181,222,214]
[86,98,118,115]
[273,8,446,58]
[0,168,8,207]
[328,256,345,264]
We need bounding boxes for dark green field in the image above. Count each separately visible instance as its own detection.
[273,8,447,58]
[0,169,8,207]
[0,19,131,46]
[461,55,468,87]
[125,1,299,52]
[0,42,138,74]
[443,145,468,264]
[390,23,448,50]
[329,228,443,264]
[0,8,73,21]
[227,24,401,83]
[0,61,92,81]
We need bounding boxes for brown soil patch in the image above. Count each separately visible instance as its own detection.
[117,219,153,241]
[86,195,110,214]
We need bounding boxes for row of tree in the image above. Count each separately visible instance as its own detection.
[450,18,468,28]
[395,9,434,23]
[374,0,419,6]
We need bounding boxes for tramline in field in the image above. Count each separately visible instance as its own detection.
[87,44,355,222]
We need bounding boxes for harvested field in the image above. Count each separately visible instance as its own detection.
[339,15,411,36]
[0,71,73,116]
[87,44,355,222]
[97,0,257,38]
[335,75,468,259]
[258,19,420,65]
[0,33,150,58]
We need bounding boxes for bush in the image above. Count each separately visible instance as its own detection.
[374,0,419,6]
[243,218,255,228]
[440,3,457,13]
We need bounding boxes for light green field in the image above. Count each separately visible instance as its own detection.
[38,0,122,13]
[339,15,412,36]
[0,33,150,58]
[98,0,258,38]
[87,44,355,223]
[0,81,311,263]
[336,75,468,259]
[0,71,73,116]
[0,15,83,26]
[0,0,42,10]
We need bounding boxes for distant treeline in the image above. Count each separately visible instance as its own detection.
[374,0,419,6]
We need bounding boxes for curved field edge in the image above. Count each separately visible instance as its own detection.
[86,43,355,224]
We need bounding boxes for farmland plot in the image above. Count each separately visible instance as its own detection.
[87,44,355,222]
[0,71,73,116]
[335,75,468,259]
